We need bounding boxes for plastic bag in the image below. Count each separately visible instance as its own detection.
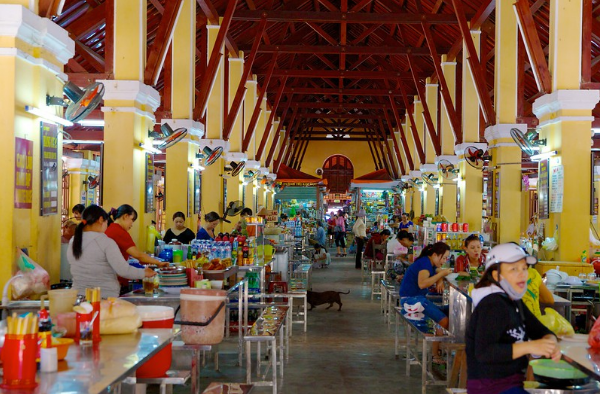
[11,249,50,299]
[538,308,575,337]
[99,298,142,335]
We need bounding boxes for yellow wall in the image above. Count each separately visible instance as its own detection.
[300,140,378,178]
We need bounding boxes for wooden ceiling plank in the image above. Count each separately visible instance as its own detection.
[67,59,87,73]
[450,0,496,125]
[307,22,338,45]
[241,51,278,150]
[144,0,184,86]
[317,0,338,12]
[513,0,552,94]
[75,41,105,72]
[233,10,461,24]
[421,20,462,142]
[350,0,373,13]
[350,24,380,45]
[193,0,239,120]
[315,54,338,70]
[245,44,439,55]
[257,76,289,160]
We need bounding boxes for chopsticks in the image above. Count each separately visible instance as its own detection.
[6,312,38,335]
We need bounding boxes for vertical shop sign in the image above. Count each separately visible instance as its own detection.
[420,191,424,214]
[538,160,550,219]
[40,122,58,215]
[193,170,201,214]
[222,178,228,212]
[494,171,501,219]
[550,165,564,213]
[15,137,33,209]
[145,154,154,213]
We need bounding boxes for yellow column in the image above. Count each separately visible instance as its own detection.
[549,0,584,90]
[244,77,259,160]
[435,156,458,221]
[483,0,523,243]
[438,57,458,220]
[65,158,100,208]
[455,143,485,232]
[201,23,227,231]
[422,80,438,215]
[0,4,74,284]
[409,170,423,218]
[455,27,483,232]
[165,0,201,233]
[223,54,245,232]
[101,0,158,248]
[404,121,417,172]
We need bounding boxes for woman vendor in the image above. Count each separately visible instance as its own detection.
[196,211,221,240]
[235,208,253,235]
[68,205,156,298]
[399,212,413,230]
[163,211,196,244]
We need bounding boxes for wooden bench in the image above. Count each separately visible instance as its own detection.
[244,305,289,394]
[394,307,455,394]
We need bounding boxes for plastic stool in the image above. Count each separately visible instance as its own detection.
[371,271,385,300]
[266,281,289,302]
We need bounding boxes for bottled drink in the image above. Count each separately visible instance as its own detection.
[210,242,218,260]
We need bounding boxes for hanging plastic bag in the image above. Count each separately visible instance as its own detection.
[589,316,600,348]
[11,248,50,299]
[538,308,574,337]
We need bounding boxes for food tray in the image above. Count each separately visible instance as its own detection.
[204,266,238,280]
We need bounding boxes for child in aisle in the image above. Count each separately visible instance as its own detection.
[466,243,560,394]
[313,244,330,268]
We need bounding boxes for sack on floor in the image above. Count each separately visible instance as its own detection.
[348,243,356,254]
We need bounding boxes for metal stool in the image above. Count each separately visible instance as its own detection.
[371,271,385,300]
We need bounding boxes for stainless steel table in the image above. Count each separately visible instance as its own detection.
[0,328,177,394]
[560,341,600,381]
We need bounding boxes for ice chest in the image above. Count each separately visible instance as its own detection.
[136,306,174,378]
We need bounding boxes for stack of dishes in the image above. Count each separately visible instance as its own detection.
[159,269,187,293]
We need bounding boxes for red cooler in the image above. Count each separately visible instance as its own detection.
[136,306,174,378]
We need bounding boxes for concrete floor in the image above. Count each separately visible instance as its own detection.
[163,256,448,393]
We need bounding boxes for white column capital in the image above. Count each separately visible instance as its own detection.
[259,167,270,176]
[245,160,261,170]
[99,80,161,122]
[420,164,437,173]
[160,118,204,138]
[484,124,526,148]
[224,152,248,162]
[435,155,458,166]
[409,170,422,178]
[533,90,600,119]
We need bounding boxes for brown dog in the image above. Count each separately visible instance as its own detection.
[307,290,350,311]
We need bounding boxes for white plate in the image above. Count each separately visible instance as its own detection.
[447,273,459,281]
[560,334,588,343]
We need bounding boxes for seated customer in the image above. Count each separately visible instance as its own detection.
[364,229,391,260]
[67,205,156,298]
[163,211,196,244]
[399,242,453,329]
[313,244,330,268]
[387,230,414,261]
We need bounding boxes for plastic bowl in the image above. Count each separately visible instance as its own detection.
[529,359,588,380]
[52,338,74,360]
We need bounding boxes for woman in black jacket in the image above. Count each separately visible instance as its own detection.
[466,243,560,394]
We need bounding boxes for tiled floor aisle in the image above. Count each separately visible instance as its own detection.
[169,256,448,393]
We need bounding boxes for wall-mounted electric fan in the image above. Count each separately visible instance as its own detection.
[47,81,105,122]
[510,128,546,156]
[464,146,491,170]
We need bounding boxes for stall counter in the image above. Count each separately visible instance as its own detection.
[536,261,594,277]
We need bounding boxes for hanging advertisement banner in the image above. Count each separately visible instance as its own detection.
[40,122,59,215]
[15,137,33,209]
[194,170,201,214]
[538,160,550,219]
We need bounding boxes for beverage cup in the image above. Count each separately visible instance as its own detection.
[143,277,155,296]
[1,334,38,389]
[76,312,93,346]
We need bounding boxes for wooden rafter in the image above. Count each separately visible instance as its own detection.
[398,86,426,165]
[233,10,461,24]
[75,41,105,72]
[63,2,106,41]
[377,117,399,178]
[144,0,184,86]
[241,52,278,150]
[513,0,552,94]
[243,44,443,56]
[407,56,441,156]
[383,108,407,174]
[222,17,268,141]
[266,93,293,166]
[193,0,239,121]
[450,0,496,126]
[276,106,299,170]
[197,0,239,55]
[583,0,592,84]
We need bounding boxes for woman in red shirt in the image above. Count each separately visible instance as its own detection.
[454,234,485,274]
[105,205,168,281]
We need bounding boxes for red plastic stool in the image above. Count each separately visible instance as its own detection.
[266,281,288,302]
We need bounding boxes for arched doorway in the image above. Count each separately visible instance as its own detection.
[322,155,354,193]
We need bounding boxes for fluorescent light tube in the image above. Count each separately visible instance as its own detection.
[25,105,73,127]
[530,150,557,161]
[63,140,103,144]
[77,119,105,127]
[138,142,161,154]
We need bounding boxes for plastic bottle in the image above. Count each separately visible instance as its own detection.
[210,242,218,260]
[582,250,588,264]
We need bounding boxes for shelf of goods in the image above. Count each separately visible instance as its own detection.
[415,226,479,251]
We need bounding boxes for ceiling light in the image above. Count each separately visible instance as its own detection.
[77,119,104,127]
[593,128,600,135]
[25,105,73,127]
[138,142,161,154]
[530,150,557,161]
